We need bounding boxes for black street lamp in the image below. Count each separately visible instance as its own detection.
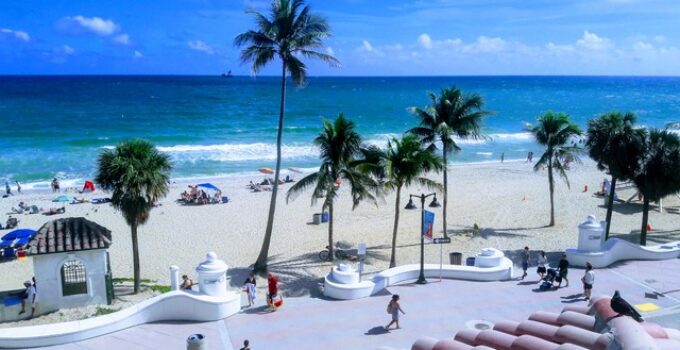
[404,192,441,284]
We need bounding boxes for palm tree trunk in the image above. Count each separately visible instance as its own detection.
[131,224,141,294]
[390,187,401,268]
[442,146,448,237]
[640,198,650,246]
[604,177,617,240]
[328,202,334,261]
[254,61,287,272]
[548,162,555,227]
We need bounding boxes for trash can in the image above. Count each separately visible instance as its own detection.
[187,334,206,350]
[321,211,329,223]
[312,213,322,225]
[449,252,462,265]
[466,257,476,266]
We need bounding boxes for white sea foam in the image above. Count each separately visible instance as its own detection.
[476,152,493,156]
[156,142,318,162]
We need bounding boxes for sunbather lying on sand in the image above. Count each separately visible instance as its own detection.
[42,207,65,216]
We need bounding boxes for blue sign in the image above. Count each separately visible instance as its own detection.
[422,210,435,240]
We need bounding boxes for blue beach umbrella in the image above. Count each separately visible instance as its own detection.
[53,195,74,202]
[1,229,36,241]
[197,183,220,191]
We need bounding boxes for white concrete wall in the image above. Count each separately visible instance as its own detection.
[0,290,241,349]
[567,239,680,268]
[33,250,108,314]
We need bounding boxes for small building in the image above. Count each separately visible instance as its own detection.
[26,217,113,314]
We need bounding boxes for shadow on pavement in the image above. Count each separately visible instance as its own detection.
[365,326,389,335]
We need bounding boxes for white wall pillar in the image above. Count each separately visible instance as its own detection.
[169,265,180,291]
[195,252,228,297]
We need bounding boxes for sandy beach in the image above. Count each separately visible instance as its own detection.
[1,160,679,307]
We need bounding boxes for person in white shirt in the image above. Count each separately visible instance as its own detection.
[582,262,595,301]
[536,250,547,279]
[19,280,38,318]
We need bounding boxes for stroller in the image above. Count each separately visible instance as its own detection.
[539,268,559,290]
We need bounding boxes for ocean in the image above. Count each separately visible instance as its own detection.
[1,75,679,189]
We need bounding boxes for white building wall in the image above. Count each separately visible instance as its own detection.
[33,249,108,314]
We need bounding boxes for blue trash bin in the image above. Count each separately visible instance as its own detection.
[466,257,476,266]
[321,212,329,223]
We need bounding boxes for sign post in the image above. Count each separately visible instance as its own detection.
[432,237,452,281]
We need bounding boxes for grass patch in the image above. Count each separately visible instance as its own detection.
[148,285,171,293]
[112,277,155,284]
[93,306,119,316]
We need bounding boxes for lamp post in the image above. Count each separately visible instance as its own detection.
[404,192,441,284]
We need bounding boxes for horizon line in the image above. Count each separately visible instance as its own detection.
[2,74,680,78]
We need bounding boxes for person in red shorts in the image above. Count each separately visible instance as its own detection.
[267,273,281,311]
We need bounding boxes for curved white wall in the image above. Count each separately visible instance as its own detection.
[0,290,241,349]
[567,238,680,268]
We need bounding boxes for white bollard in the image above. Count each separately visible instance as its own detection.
[195,252,229,297]
[170,265,180,291]
[186,334,206,350]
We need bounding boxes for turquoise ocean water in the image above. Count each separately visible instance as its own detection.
[1,76,679,189]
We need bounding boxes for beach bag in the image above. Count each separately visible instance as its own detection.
[271,294,283,308]
[539,281,552,291]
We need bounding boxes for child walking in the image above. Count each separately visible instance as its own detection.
[385,295,405,330]
[582,262,595,301]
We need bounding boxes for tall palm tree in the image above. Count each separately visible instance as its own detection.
[235,0,339,272]
[95,140,172,294]
[374,134,443,267]
[287,114,378,260]
[409,87,491,237]
[586,112,646,240]
[528,112,582,227]
[633,129,680,246]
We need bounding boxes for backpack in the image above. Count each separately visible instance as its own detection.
[386,302,393,314]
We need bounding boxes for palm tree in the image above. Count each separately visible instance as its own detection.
[287,114,378,260]
[95,140,172,294]
[375,134,443,267]
[409,87,491,237]
[235,0,339,272]
[586,112,646,240]
[633,129,680,246]
[528,112,582,227]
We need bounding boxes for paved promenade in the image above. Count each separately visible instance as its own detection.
[39,258,680,350]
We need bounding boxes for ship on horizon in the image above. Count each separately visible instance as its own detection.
[221,70,233,78]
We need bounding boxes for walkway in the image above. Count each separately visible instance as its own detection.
[38,258,680,350]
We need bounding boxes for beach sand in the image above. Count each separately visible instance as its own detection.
[1,160,679,314]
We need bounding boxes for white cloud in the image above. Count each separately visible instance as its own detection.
[0,28,30,42]
[134,50,143,58]
[326,47,335,56]
[59,16,120,36]
[464,36,507,53]
[362,40,374,52]
[61,45,75,55]
[653,35,666,43]
[418,33,432,49]
[188,40,214,54]
[633,41,654,52]
[576,31,611,50]
[113,34,130,45]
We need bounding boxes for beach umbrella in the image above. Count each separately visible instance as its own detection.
[1,229,36,241]
[288,167,303,173]
[53,194,74,202]
[259,167,274,175]
[197,183,220,191]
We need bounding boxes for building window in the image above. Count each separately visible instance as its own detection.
[61,259,87,296]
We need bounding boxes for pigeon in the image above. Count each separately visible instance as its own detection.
[611,290,644,322]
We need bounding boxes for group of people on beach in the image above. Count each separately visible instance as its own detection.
[180,185,222,205]
[248,175,295,192]
[519,246,595,300]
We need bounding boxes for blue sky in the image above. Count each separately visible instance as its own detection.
[1,0,679,75]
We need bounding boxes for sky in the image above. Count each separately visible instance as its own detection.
[1,0,680,76]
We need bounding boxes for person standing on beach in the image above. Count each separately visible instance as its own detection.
[536,250,547,279]
[385,294,405,330]
[520,246,530,280]
[526,151,534,163]
[582,262,595,301]
[5,181,11,196]
[556,253,569,288]
[51,178,60,193]
[19,281,37,319]
[16,181,21,194]
[501,152,505,163]
[243,272,257,307]
[267,273,279,311]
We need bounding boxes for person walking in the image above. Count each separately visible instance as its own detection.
[582,262,595,301]
[520,246,530,280]
[243,272,257,307]
[239,339,251,350]
[556,253,569,288]
[385,294,405,330]
[536,250,547,279]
